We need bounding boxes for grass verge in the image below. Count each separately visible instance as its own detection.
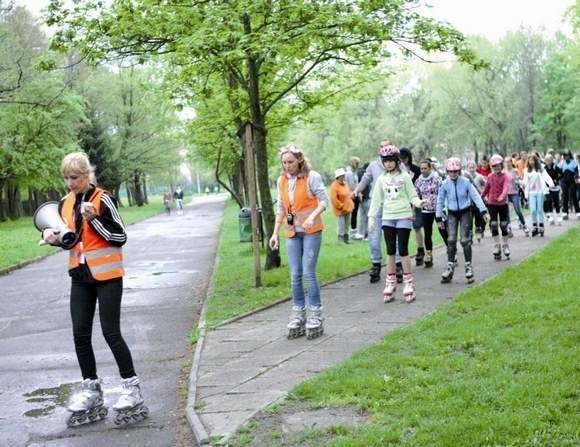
[227,226,580,446]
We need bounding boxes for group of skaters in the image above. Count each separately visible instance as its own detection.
[162,185,184,215]
[270,141,578,341]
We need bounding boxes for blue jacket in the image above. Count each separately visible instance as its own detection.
[436,175,487,221]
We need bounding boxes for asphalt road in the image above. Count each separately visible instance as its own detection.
[0,194,226,447]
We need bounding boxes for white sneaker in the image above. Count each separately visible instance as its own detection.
[351,233,364,240]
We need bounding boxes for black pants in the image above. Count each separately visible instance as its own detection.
[70,266,135,380]
[350,196,360,230]
[422,212,448,251]
[562,179,579,214]
[382,225,411,256]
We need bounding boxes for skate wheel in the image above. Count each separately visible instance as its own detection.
[383,295,394,303]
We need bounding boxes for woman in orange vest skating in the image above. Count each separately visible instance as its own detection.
[269,144,328,340]
[42,152,148,427]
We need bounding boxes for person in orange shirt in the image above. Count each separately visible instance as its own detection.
[515,150,528,180]
[330,168,355,244]
[42,152,148,427]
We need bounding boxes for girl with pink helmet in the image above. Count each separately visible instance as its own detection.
[481,154,512,260]
[436,157,490,284]
[368,144,426,303]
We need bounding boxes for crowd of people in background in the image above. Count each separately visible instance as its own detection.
[268,142,578,340]
[329,144,579,302]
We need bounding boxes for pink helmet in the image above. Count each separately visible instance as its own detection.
[445,157,462,171]
[379,144,400,158]
[489,154,504,167]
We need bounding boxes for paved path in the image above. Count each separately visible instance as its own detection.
[189,219,578,445]
[0,194,227,447]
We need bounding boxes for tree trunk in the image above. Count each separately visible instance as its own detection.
[132,171,144,206]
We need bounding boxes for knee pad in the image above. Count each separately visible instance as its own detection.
[499,221,509,236]
[490,221,499,236]
[460,238,472,248]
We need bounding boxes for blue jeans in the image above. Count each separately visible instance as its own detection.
[368,206,383,263]
[286,231,322,309]
[529,192,545,223]
[508,193,526,227]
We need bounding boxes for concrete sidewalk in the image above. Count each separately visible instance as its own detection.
[187,219,577,445]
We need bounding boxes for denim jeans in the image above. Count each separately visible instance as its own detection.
[529,192,545,223]
[446,209,472,263]
[368,205,383,263]
[286,231,322,309]
[508,193,526,227]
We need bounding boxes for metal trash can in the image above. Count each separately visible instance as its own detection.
[239,207,252,242]
[238,207,263,242]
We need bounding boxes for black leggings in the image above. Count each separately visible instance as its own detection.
[422,212,448,251]
[382,225,411,256]
[70,268,135,380]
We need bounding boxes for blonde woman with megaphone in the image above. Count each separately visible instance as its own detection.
[41,152,149,428]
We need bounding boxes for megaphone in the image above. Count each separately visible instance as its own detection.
[33,201,79,249]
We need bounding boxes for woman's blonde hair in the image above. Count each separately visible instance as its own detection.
[60,152,96,184]
[279,144,311,176]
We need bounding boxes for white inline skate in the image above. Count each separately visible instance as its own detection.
[305,307,324,340]
[493,243,502,261]
[287,307,306,339]
[402,274,416,303]
[441,262,454,284]
[66,378,107,428]
[113,376,149,426]
[382,273,397,303]
[465,261,474,284]
[502,244,511,260]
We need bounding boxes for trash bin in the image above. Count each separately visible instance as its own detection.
[239,207,263,242]
[239,207,252,242]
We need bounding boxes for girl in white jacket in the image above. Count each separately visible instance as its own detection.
[523,154,554,236]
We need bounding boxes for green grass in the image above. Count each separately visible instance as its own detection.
[227,226,580,447]
[0,196,167,270]
[203,199,443,331]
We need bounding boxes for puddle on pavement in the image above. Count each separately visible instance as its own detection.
[23,382,76,418]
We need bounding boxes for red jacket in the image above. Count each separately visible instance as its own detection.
[482,172,509,205]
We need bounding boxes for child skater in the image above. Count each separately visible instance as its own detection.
[329,167,355,244]
[436,157,489,284]
[414,159,448,268]
[481,154,512,260]
[368,144,425,303]
[523,154,554,236]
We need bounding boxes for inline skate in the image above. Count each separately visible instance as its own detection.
[287,307,306,339]
[382,273,397,303]
[402,274,416,303]
[415,248,425,266]
[113,376,149,426]
[493,243,502,261]
[66,378,107,428]
[465,261,474,284]
[441,262,454,284]
[305,307,324,340]
[502,244,510,260]
[369,262,381,284]
[424,250,433,268]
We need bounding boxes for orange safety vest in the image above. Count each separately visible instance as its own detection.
[279,174,324,238]
[61,188,124,281]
